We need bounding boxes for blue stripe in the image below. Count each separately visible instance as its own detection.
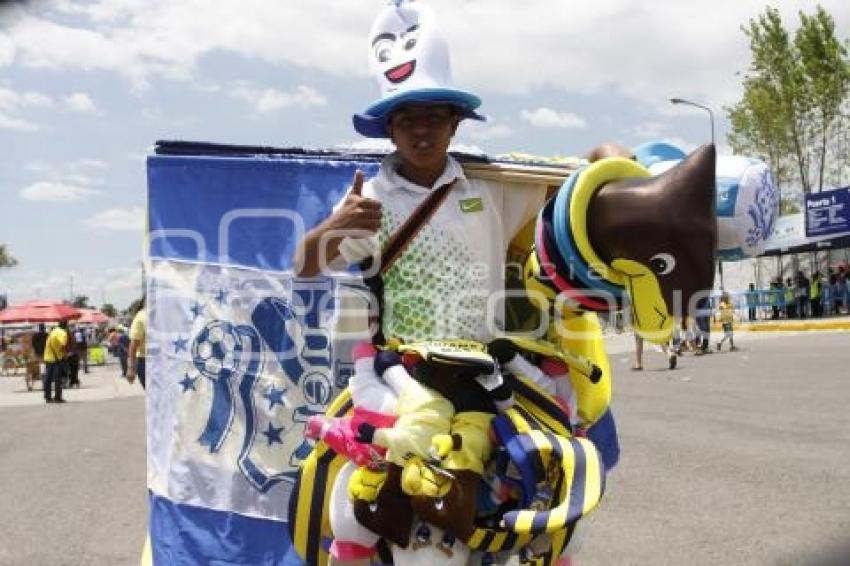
[566,438,587,523]
[552,170,624,298]
[585,408,620,471]
[149,491,304,565]
[147,155,379,271]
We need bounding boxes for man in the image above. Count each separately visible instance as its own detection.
[117,328,130,378]
[73,325,89,374]
[292,5,546,563]
[127,298,146,388]
[28,324,48,391]
[65,325,81,388]
[43,321,69,403]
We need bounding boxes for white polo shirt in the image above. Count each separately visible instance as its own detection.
[339,153,544,343]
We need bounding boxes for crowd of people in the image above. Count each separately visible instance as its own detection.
[632,293,736,371]
[764,265,849,320]
[0,298,147,401]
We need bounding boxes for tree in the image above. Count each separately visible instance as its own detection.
[101,304,117,318]
[795,6,850,191]
[72,295,91,309]
[727,5,850,204]
[0,244,17,268]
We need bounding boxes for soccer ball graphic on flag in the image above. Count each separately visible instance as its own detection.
[193,321,243,377]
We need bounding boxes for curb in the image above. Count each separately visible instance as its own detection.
[714,321,850,333]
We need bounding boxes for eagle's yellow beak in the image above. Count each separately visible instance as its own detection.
[611,259,674,344]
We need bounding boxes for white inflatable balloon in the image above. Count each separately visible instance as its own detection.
[645,149,779,260]
[714,156,780,259]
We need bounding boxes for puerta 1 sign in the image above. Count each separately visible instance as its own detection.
[805,186,850,237]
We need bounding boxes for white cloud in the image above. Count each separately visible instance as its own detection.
[628,121,669,140]
[0,87,52,111]
[0,265,143,309]
[64,92,97,113]
[226,83,327,114]
[0,32,15,66]
[70,158,108,169]
[82,207,145,231]
[464,120,515,141]
[0,85,53,131]
[19,181,99,202]
[5,2,372,92]
[7,0,849,110]
[0,113,40,132]
[521,107,586,130]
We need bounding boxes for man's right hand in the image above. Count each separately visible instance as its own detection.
[293,170,381,277]
[330,170,382,234]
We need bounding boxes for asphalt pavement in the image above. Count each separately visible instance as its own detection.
[0,331,848,565]
[583,329,850,566]
[0,361,146,566]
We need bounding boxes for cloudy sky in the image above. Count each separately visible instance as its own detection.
[1,0,848,310]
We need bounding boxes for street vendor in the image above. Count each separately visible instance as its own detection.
[293,2,543,345]
[292,2,550,564]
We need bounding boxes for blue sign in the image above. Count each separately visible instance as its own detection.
[805,186,850,237]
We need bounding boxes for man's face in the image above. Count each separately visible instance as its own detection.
[388,103,459,172]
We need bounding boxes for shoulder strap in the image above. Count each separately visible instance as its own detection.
[362,179,457,345]
[378,179,456,274]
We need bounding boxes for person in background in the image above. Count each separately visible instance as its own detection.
[693,296,712,355]
[73,324,89,374]
[768,279,781,320]
[65,326,80,388]
[796,271,809,318]
[809,271,823,318]
[716,292,738,352]
[107,327,119,357]
[29,324,48,390]
[823,273,835,316]
[43,321,69,403]
[835,265,850,314]
[127,297,146,388]
[117,328,130,378]
[632,325,681,371]
[746,283,758,322]
[784,277,796,319]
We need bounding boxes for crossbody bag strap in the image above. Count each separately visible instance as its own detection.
[362,179,457,345]
[378,179,456,274]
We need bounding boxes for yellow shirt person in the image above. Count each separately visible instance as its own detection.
[43,323,69,403]
[716,294,737,352]
[44,326,68,363]
[129,310,146,359]
[127,303,147,388]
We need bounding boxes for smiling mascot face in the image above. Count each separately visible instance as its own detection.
[368,2,448,94]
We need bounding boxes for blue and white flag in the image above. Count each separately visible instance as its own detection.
[146,146,379,564]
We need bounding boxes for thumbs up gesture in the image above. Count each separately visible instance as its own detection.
[332,170,382,234]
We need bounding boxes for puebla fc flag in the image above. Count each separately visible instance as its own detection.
[145,142,379,564]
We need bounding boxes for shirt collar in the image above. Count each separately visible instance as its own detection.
[380,152,466,194]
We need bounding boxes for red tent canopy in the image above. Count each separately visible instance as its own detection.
[0,300,82,324]
[77,308,110,324]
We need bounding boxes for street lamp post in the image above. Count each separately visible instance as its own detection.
[669,97,722,287]
[669,97,715,145]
